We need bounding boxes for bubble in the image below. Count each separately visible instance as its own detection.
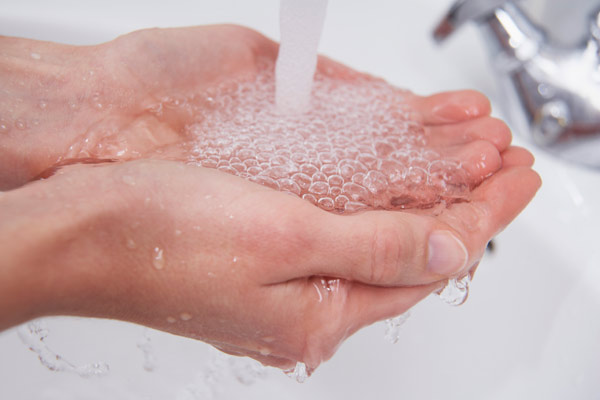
[278,178,301,195]
[317,197,335,211]
[138,58,471,214]
[308,181,329,196]
[363,170,388,194]
[302,193,317,205]
[342,182,370,203]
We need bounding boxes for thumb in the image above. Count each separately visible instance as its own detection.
[298,210,469,287]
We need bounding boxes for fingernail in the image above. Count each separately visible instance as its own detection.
[431,98,483,123]
[427,231,468,275]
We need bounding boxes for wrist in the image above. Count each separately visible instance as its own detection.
[0,163,130,329]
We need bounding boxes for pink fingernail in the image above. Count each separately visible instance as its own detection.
[427,231,468,275]
[432,102,482,122]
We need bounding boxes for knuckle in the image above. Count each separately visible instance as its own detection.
[367,219,413,284]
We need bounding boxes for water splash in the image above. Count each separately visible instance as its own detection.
[136,328,156,372]
[285,361,308,383]
[176,349,267,400]
[17,319,109,378]
[437,273,472,306]
[384,312,411,344]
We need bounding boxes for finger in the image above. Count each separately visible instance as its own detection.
[501,146,535,167]
[294,165,539,287]
[297,209,470,287]
[445,140,503,183]
[438,166,541,269]
[426,116,512,152]
[409,90,491,125]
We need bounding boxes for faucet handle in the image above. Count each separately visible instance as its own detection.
[433,0,520,43]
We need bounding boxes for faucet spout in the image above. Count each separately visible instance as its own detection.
[434,1,600,169]
[433,0,524,43]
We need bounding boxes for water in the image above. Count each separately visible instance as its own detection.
[437,274,472,306]
[137,328,156,372]
[384,312,411,344]
[17,320,109,378]
[148,64,472,213]
[18,0,476,388]
[176,349,267,400]
[152,247,165,270]
[285,362,308,383]
[275,0,328,113]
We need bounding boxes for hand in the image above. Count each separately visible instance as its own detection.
[1,25,512,187]
[1,149,537,373]
[0,26,541,373]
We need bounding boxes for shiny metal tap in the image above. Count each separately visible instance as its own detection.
[434,0,600,168]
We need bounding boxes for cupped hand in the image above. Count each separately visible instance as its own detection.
[0,25,541,373]
[42,148,538,373]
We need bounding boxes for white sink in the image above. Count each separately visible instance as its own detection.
[1,1,599,399]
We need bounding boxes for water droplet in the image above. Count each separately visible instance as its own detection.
[166,316,176,323]
[180,312,192,321]
[126,238,136,249]
[38,100,47,110]
[15,119,27,130]
[259,347,271,356]
[437,274,471,306]
[30,52,41,60]
[152,247,165,270]
[174,229,182,236]
[232,256,238,263]
[285,362,308,383]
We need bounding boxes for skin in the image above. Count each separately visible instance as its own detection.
[0,25,540,373]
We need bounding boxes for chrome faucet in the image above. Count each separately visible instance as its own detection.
[434,0,600,168]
